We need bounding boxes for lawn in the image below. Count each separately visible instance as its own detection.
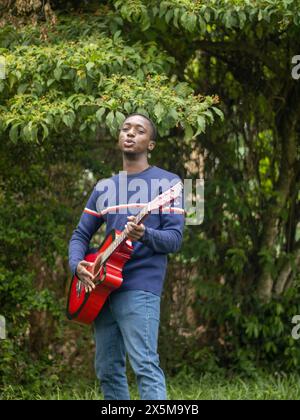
[1,373,300,400]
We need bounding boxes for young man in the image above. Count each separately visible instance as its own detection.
[68,113,185,400]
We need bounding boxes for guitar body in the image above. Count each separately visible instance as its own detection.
[66,229,133,325]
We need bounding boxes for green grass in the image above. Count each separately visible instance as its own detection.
[1,373,300,400]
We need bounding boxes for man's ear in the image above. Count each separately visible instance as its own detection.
[148,141,156,151]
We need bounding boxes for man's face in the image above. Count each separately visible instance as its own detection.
[118,115,155,155]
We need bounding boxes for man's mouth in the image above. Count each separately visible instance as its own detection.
[124,140,135,148]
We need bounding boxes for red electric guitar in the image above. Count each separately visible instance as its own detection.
[66,181,183,325]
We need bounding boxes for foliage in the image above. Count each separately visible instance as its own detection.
[191,277,300,374]
[0,15,220,143]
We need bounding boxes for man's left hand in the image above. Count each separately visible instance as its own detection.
[124,216,145,241]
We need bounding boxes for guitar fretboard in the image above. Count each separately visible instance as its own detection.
[100,204,149,265]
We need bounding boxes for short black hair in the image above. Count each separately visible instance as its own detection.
[124,113,157,142]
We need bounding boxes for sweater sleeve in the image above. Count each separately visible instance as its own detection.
[68,187,105,275]
[139,181,185,254]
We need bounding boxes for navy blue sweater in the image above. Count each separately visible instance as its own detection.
[68,165,185,296]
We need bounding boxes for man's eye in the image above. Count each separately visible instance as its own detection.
[122,128,128,131]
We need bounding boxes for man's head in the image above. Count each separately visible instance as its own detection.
[118,113,157,156]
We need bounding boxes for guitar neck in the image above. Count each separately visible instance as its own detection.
[100,205,149,265]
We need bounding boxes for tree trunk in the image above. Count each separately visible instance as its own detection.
[257,85,300,301]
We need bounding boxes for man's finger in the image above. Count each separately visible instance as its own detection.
[85,285,92,293]
[126,223,134,232]
[82,268,94,280]
[83,277,95,289]
[80,261,93,266]
[79,270,95,285]
[85,276,96,287]
[127,222,139,229]
[84,283,93,292]
[85,270,94,280]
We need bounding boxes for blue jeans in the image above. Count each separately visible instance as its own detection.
[94,290,167,400]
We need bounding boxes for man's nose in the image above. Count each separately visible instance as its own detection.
[127,130,135,138]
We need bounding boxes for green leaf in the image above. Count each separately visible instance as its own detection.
[106,110,115,129]
[212,106,224,121]
[199,15,207,33]
[238,11,247,27]
[173,8,180,28]
[154,103,165,122]
[203,110,214,123]
[17,83,28,94]
[79,122,87,132]
[23,123,31,142]
[136,68,144,80]
[196,115,206,133]
[96,107,106,122]
[41,123,49,140]
[123,102,132,114]
[140,18,151,32]
[204,8,211,23]
[47,79,55,87]
[167,108,178,121]
[86,62,95,72]
[62,114,74,128]
[9,123,20,143]
[184,124,193,141]
[30,124,38,142]
[224,11,234,28]
[165,9,173,24]
[115,111,125,128]
[187,14,197,32]
[54,67,62,81]
[180,11,189,29]
[113,30,122,43]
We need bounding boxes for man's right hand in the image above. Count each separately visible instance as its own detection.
[76,260,96,293]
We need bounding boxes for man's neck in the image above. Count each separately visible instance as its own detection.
[122,156,151,175]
